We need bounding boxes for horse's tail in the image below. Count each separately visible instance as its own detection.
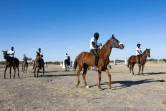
[127,57,130,68]
[73,59,77,72]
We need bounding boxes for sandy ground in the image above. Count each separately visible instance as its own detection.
[0,62,166,111]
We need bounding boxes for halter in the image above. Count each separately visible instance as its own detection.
[110,37,122,48]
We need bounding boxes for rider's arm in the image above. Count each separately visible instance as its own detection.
[92,42,98,49]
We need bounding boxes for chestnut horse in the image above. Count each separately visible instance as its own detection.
[2,51,20,79]
[74,34,124,89]
[127,49,150,75]
[22,57,28,73]
[33,52,44,78]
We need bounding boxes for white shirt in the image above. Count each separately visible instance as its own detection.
[64,55,69,60]
[136,48,142,55]
[22,55,26,60]
[37,51,43,58]
[7,50,15,57]
[90,37,98,49]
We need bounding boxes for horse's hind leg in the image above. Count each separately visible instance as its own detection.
[76,66,82,87]
[17,66,20,78]
[132,63,135,75]
[129,64,132,75]
[82,65,88,88]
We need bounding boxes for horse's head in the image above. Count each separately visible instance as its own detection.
[36,51,41,59]
[109,34,125,49]
[2,50,8,59]
[36,51,40,56]
[143,49,150,57]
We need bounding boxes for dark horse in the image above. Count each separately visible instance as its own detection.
[22,57,28,73]
[2,51,20,79]
[127,49,150,75]
[74,34,124,89]
[64,56,70,71]
[33,52,44,78]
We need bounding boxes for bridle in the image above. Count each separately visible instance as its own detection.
[110,37,122,48]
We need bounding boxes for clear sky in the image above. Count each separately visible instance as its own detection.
[0,0,166,62]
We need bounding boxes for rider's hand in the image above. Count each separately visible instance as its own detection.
[99,43,102,46]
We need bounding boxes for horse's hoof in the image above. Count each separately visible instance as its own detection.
[86,86,90,88]
[98,86,101,89]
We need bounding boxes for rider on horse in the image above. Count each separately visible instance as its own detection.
[136,43,143,66]
[90,32,102,70]
[22,54,27,61]
[37,48,43,69]
[22,54,28,68]
[64,53,70,63]
[7,47,15,65]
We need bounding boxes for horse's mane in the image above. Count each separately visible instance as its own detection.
[100,40,110,50]
[143,49,148,54]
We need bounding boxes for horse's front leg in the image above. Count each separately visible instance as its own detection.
[17,66,20,78]
[34,67,36,77]
[43,65,44,75]
[138,65,141,75]
[142,65,144,75]
[106,69,111,89]
[98,70,102,89]
[37,68,39,78]
[13,66,16,79]
[4,65,8,79]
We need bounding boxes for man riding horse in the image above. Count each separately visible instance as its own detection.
[37,48,43,69]
[136,43,143,66]
[7,47,15,65]
[90,32,102,70]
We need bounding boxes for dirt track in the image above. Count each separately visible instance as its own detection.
[0,62,166,111]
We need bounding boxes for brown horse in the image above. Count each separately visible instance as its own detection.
[73,34,124,89]
[33,52,44,78]
[2,51,20,79]
[64,59,70,71]
[22,57,28,73]
[127,49,150,75]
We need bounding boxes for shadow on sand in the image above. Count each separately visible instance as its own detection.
[39,73,76,77]
[90,79,165,90]
[143,72,166,75]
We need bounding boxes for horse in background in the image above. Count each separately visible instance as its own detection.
[73,34,124,89]
[2,50,20,79]
[33,52,44,78]
[22,57,28,73]
[127,49,150,75]
[64,56,70,71]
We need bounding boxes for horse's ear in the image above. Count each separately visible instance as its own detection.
[2,50,4,52]
[112,34,114,37]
